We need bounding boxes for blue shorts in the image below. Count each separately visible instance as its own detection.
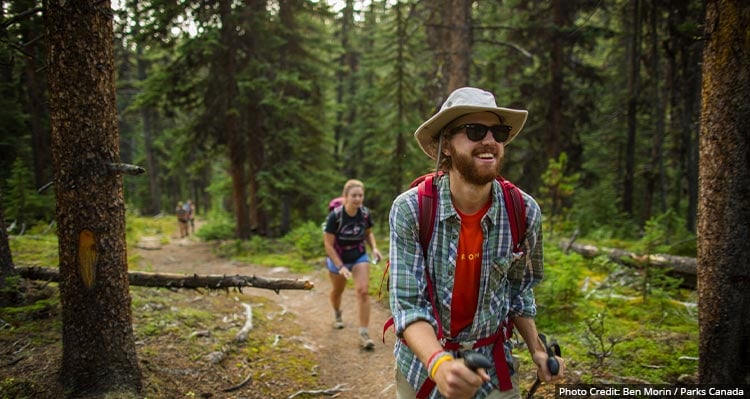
[326,253,370,274]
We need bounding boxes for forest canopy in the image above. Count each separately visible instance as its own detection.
[1,0,704,249]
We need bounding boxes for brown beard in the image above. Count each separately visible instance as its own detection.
[449,142,503,186]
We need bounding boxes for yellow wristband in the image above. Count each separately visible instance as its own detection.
[430,354,454,380]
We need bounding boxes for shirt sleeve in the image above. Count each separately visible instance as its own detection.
[324,210,338,234]
[388,190,439,337]
[507,192,544,319]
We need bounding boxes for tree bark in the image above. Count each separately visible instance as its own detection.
[45,0,142,395]
[16,267,314,292]
[697,0,750,384]
[446,0,471,91]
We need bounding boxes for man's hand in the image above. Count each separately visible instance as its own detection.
[531,349,565,382]
[433,358,489,399]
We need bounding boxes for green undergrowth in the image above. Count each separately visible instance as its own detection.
[2,215,699,389]
[529,245,698,384]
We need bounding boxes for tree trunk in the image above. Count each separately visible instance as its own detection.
[666,1,704,234]
[45,0,142,395]
[446,0,471,91]
[218,0,250,239]
[623,0,642,216]
[697,0,750,384]
[644,1,667,222]
[135,24,161,215]
[18,0,51,189]
[392,1,407,197]
[544,0,564,165]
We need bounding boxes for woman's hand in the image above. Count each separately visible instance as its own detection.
[339,267,352,280]
[372,249,383,264]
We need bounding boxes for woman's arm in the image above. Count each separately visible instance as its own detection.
[364,228,382,262]
[323,232,344,269]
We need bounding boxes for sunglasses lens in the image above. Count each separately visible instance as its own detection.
[465,125,487,141]
[491,125,512,142]
[453,124,513,142]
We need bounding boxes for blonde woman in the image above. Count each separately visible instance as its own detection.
[323,179,383,350]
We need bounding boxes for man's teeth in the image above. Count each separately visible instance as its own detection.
[478,153,494,159]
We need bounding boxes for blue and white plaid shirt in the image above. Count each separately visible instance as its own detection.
[388,173,544,398]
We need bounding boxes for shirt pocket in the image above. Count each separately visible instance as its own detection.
[475,256,512,326]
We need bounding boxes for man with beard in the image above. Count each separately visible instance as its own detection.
[388,87,564,399]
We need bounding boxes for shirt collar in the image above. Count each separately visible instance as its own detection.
[436,173,501,225]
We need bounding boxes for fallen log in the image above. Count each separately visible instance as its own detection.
[15,266,314,292]
[558,240,697,289]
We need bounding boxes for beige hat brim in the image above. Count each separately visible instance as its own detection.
[415,105,528,159]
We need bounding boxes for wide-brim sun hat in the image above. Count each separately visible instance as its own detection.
[414,87,528,159]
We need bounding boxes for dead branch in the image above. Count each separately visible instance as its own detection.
[234,303,253,342]
[222,372,252,392]
[107,162,146,175]
[558,240,696,289]
[288,384,351,398]
[15,266,314,292]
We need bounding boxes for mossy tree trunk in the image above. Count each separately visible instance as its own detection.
[697,0,750,384]
[45,0,142,396]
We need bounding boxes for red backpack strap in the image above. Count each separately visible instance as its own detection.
[497,177,526,253]
[415,173,445,342]
[417,173,438,257]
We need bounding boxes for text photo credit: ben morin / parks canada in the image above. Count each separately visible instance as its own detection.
[1,0,748,398]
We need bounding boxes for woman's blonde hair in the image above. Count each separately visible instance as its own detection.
[342,179,365,197]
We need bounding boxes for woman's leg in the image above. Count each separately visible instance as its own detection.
[328,268,347,328]
[351,261,370,328]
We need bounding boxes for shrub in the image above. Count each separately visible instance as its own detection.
[282,221,325,259]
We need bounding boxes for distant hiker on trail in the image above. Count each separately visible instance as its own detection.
[323,179,383,351]
[176,201,189,238]
[184,199,196,234]
[388,87,565,398]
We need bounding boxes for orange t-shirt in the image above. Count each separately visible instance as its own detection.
[450,200,491,337]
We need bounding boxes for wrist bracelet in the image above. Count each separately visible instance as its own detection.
[426,349,444,370]
[429,353,454,380]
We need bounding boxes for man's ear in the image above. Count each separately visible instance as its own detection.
[441,137,451,156]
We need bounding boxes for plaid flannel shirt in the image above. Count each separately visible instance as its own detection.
[388,174,544,399]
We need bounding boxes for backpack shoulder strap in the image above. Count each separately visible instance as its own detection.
[332,205,344,232]
[417,173,439,257]
[497,177,527,253]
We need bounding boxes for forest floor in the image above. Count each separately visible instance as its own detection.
[0,220,558,399]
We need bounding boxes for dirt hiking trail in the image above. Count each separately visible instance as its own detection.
[135,224,396,398]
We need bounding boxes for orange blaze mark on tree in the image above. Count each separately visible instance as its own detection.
[78,229,97,288]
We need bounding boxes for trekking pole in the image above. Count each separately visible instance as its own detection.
[463,350,493,371]
[462,350,501,391]
[525,334,561,399]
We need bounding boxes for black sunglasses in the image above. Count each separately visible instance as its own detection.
[449,123,512,143]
